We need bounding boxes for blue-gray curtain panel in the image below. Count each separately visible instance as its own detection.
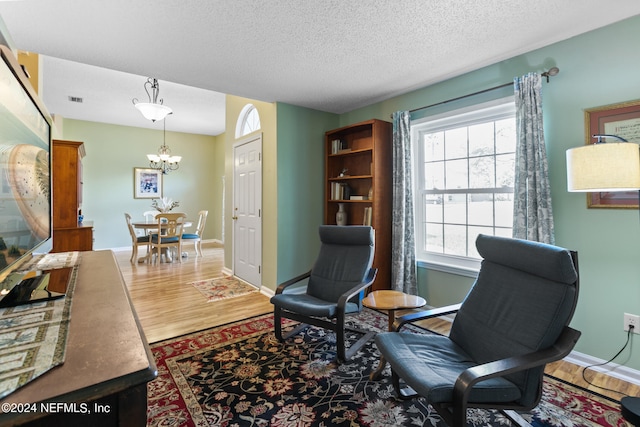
[391,111,417,294]
[513,73,555,244]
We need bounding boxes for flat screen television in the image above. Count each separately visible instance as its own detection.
[0,45,51,280]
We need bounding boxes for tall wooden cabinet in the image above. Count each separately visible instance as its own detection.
[324,119,392,291]
[51,139,93,252]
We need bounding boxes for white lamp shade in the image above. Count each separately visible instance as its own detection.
[135,103,173,122]
[566,142,640,192]
[147,154,160,162]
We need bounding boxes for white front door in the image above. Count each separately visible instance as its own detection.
[233,134,262,286]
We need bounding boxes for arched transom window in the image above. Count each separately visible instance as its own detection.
[235,104,261,138]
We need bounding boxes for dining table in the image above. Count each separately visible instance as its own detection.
[132,218,193,263]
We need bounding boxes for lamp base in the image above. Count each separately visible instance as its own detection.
[621,396,640,426]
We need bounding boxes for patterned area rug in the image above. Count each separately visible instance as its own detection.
[147,310,629,426]
[188,276,258,303]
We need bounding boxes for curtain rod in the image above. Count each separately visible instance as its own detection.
[399,67,559,118]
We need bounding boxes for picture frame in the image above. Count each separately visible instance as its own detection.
[584,99,640,209]
[134,168,163,199]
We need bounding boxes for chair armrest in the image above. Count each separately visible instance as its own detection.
[392,303,462,332]
[453,326,581,407]
[337,268,378,309]
[275,270,312,295]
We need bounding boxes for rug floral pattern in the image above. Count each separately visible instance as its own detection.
[188,276,258,303]
[148,311,629,427]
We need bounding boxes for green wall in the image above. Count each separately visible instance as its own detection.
[61,119,222,249]
[276,103,338,284]
[336,15,640,370]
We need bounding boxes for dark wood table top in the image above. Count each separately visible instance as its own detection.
[0,250,157,425]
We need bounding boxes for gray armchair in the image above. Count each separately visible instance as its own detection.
[271,225,377,361]
[375,234,580,427]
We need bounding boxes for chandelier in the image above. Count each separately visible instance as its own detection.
[147,118,181,174]
[132,77,173,122]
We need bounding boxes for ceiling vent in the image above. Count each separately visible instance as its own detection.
[68,96,83,103]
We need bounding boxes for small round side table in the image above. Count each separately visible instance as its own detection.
[363,290,426,380]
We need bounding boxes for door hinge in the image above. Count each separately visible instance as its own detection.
[258,265,261,274]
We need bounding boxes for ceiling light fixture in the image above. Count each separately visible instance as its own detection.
[147,116,181,174]
[132,77,172,122]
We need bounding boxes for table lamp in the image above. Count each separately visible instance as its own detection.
[566,134,640,425]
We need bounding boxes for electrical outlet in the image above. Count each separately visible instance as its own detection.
[623,313,640,334]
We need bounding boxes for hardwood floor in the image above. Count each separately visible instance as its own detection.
[115,242,273,344]
[115,242,639,403]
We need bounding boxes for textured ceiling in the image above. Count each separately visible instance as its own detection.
[0,1,639,136]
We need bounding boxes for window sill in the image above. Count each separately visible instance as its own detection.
[417,259,479,278]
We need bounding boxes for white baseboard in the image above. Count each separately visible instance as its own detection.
[260,286,275,298]
[563,351,640,386]
[201,238,223,244]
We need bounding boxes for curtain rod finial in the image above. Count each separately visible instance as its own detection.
[541,67,559,83]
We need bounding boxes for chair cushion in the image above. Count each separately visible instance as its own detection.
[476,234,577,284]
[375,332,522,404]
[307,226,374,303]
[270,293,360,318]
[182,233,199,239]
[318,225,374,246]
[151,235,179,243]
[136,235,150,243]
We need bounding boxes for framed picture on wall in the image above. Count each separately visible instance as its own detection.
[134,168,163,199]
[584,99,640,209]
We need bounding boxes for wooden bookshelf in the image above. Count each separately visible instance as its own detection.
[324,119,392,291]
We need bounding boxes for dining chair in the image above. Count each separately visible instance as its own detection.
[182,210,208,257]
[124,213,150,263]
[150,212,187,264]
[129,210,158,239]
[143,210,158,221]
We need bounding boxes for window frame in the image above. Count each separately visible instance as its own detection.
[235,103,261,138]
[411,96,516,276]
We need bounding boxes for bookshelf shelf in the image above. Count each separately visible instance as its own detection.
[328,175,372,181]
